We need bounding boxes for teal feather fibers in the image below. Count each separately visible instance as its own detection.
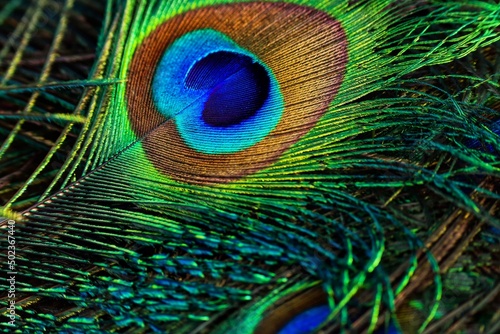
[0,0,499,333]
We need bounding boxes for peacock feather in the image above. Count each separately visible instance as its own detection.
[0,0,499,333]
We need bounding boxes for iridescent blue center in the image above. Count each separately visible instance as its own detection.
[278,305,331,334]
[185,51,270,127]
[152,29,284,154]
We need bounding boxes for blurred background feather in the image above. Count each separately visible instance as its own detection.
[0,0,499,333]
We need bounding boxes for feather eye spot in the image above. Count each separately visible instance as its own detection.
[126,3,348,184]
[254,285,329,334]
[277,304,331,334]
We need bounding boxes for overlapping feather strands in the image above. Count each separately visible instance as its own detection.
[0,0,499,333]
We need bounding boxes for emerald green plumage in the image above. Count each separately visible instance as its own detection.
[0,0,499,333]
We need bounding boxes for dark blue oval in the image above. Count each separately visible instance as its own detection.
[278,305,331,334]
